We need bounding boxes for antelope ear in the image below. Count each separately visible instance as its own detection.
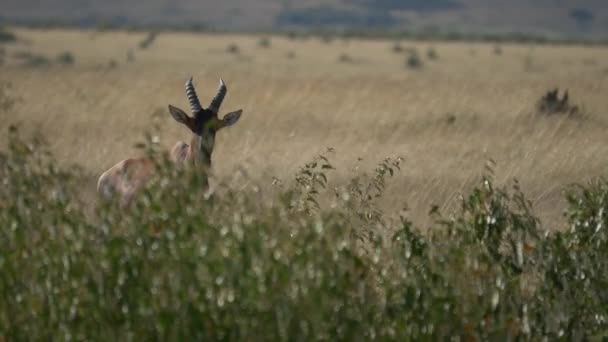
[221,109,243,128]
[169,105,193,128]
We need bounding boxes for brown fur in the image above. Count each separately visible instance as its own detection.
[97,141,191,205]
[97,133,223,206]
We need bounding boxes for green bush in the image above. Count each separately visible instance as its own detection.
[0,28,17,43]
[13,51,51,67]
[226,43,240,54]
[138,32,158,50]
[1,128,608,340]
[406,51,423,69]
[108,59,118,69]
[56,51,75,66]
[257,37,271,48]
[24,55,51,67]
[337,53,353,63]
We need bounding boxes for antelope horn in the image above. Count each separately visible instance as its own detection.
[185,77,203,114]
[208,78,227,114]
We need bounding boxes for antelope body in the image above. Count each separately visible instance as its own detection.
[97,77,243,206]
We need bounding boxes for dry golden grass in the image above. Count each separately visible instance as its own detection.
[2,28,608,227]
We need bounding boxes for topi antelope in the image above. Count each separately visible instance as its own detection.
[97,77,243,206]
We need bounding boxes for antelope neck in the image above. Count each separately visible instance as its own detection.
[188,133,215,168]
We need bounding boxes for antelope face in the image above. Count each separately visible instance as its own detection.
[168,77,243,164]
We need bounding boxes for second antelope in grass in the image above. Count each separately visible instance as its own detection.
[97,77,243,206]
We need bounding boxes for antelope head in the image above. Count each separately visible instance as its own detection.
[168,77,243,167]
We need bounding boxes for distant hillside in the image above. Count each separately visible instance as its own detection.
[1,0,607,39]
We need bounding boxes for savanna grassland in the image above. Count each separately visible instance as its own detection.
[2,28,608,226]
[2,28,608,340]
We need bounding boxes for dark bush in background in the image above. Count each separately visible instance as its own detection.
[138,31,158,49]
[406,50,423,69]
[56,51,76,65]
[0,27,17,43]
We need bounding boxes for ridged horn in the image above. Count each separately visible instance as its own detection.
[185,77,203,114]
[208,78,227,114]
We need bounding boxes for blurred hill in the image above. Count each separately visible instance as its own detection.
[1,0,607,38]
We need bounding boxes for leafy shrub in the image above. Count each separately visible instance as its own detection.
[1,127,608,340]
[108,59,118,69]
[338,53,353,63]
[540,179,608,338]
[138,32,158,49]
[536,88,579,115]
[0,27,17,43]
[13,50,57,67]
[257,37,271,48]
[19,53,51,67]
[405,51,423,69]
[446,113,457,125]
[226,43,240,54]
[56,51,75,66]
[285,31,299,40]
